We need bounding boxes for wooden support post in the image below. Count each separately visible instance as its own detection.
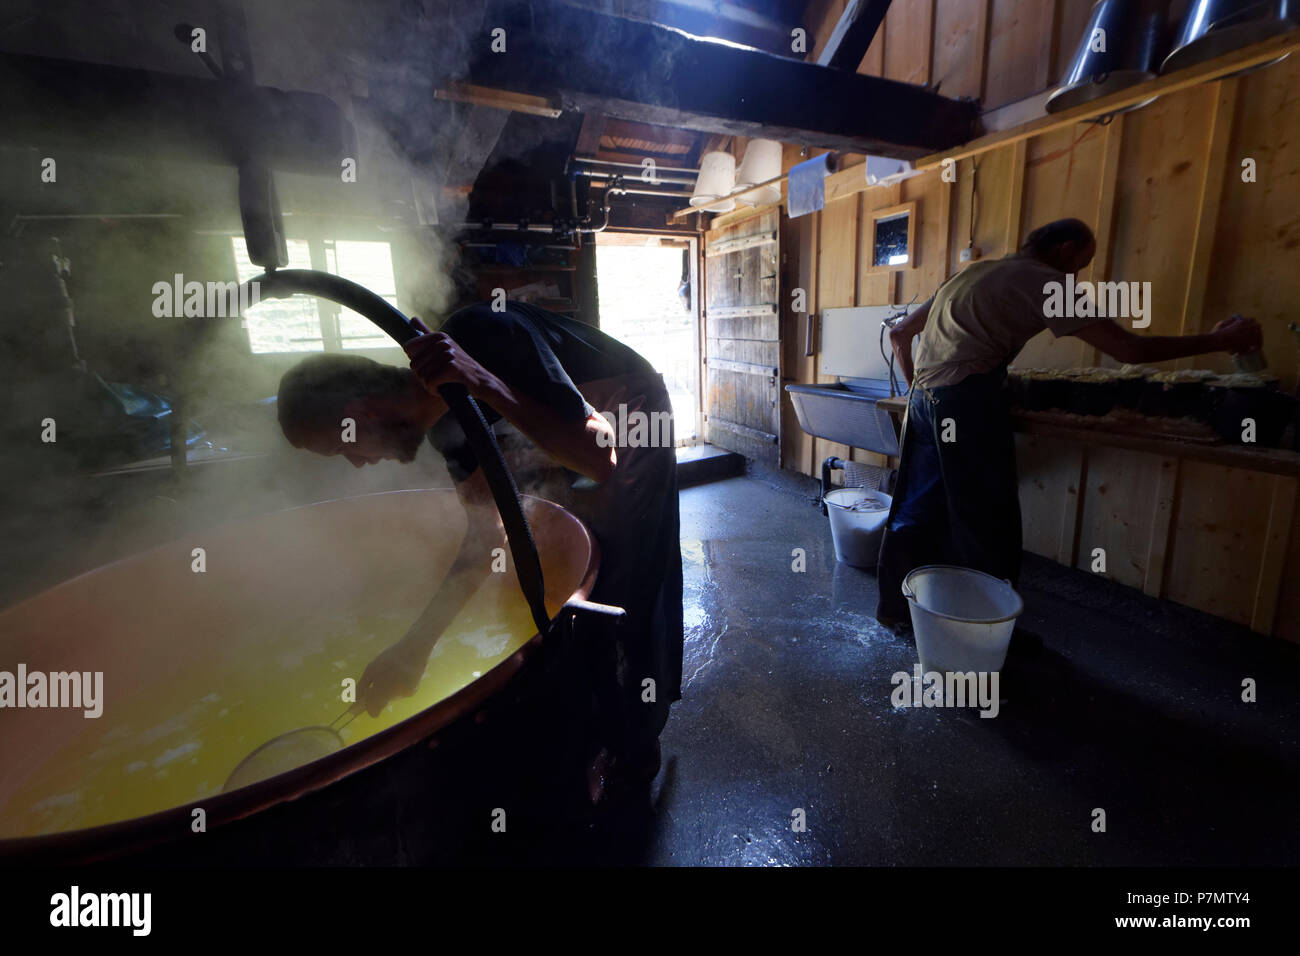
[1143,457,1181,597]
[1177,79,1239,365]
[1252,476,1299,634]
[936,172,953,283]
[1060,446,1088,566]
[1086,114,1125,364]
[1005,139,1027,255]
[974,0,992,103]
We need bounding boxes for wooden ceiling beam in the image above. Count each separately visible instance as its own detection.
[469,1,978,160]
[815,0,893,72]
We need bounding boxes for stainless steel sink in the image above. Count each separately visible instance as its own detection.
[785,383,900,456]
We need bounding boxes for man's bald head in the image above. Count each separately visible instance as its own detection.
[1021,218,1096,274]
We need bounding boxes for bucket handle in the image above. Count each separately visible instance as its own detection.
[900,571,1015,604]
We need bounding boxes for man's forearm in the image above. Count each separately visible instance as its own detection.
[891,335,916,387]
[889,297,932,387]
[472,374,615,482]
[1130,333,1223,365]
[400,514,497,656]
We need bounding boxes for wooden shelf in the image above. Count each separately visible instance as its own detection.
[915,28,1300,171]
[1015,416,1300,477]
[876,396,1300,477]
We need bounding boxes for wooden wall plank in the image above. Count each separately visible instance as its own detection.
[860,12,886,76]
[1051,0,1096,85]
[1271,482,1300,643]
[1012,121,1108,369]
[1203,53,1300,393]
[1016,434,1084,561]
[815,191,859,466]
[1251,476,1298,634]
[818,191,859,310]
[1109,85,1219,356]
[1142,457,1180,598]
[780,208,817,474]
[857,183,901,304]
[984,0,1057,108]
[931,0,989,100]
[883,0,934,87]
[1165,463,1277,627]
[1004,137,1026,250]
[1177,79,1238,352]
[898,169,946,302]
[1075,447,1170,589]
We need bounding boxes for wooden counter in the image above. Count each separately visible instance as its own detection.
[875,395,1300,478]
[875,394,1300,641]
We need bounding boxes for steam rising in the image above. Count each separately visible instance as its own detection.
[0,0,500,608]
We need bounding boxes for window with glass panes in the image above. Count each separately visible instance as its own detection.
[232,238,399,354]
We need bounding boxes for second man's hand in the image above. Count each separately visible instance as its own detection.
[1211,314,1263,355]
[357,636,428,717]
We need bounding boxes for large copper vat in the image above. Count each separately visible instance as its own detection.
[0,490,597,863]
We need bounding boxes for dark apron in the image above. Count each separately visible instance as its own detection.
[876,366,1021,622]
[493,372,684,756]
[569,373,683,753]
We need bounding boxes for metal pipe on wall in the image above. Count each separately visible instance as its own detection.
[574,166,698,186]
[573,157,701,176]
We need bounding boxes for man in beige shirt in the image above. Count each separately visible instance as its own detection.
[875,218,1262,631]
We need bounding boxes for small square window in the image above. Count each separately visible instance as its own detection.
[232,238,401,353]
[232,239,319,354]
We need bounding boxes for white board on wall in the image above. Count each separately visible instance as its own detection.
[820,306,910,380]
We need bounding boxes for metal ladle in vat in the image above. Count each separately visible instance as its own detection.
[223,703,363,792]
[222,270,552,793]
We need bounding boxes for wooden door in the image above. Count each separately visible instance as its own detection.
[703,208,780,466]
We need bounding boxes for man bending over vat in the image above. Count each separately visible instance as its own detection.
[275,300,682,803]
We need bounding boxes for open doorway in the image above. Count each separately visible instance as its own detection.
[594,234,701,444]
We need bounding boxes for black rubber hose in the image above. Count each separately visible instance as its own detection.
[245,269,551,633]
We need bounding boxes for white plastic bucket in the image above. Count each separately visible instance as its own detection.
[824,488,891,568]
[902,565,1023,673]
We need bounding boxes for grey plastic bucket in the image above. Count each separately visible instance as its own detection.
[824,488,891,568]
[902,565,1023,673]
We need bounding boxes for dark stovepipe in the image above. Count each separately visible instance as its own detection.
[242,269,550,634]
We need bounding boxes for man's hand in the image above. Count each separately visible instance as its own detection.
[1210,314,1262,355]
[887,297,933,388]
[889,327,916,387]
[357,638,427,716]
[404,317,500,399]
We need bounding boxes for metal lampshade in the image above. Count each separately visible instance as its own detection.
[1161,0,1296,75]
[732,138,782,207]
[1046,0,1167,115]
[690,151,737,213]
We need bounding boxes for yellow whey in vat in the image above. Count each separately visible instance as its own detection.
[0,572,537,839]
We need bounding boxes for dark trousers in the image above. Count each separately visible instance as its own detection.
[876,368,1023,621]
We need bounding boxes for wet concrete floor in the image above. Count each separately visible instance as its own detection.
[548,469,1300,866]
